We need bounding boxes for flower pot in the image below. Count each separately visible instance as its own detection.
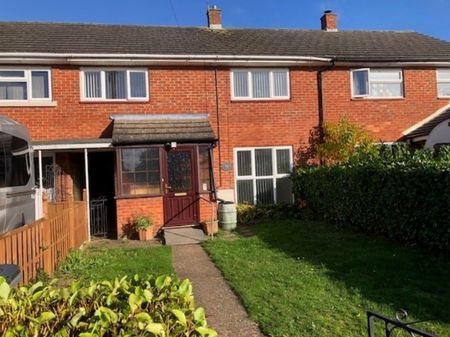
[202,220,219,235]
[138,227,153,241]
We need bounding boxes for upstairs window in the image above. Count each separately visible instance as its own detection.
[231,69,290,100]
[0,69,51,101]
[437,69,450,97]
[81,69,148,101]
[351,69,403,98]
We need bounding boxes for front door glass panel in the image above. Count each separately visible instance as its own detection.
[167,151,193,193]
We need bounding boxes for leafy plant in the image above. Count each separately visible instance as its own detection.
[132,215,153,231]
[0,275,217,337]
[292,145,450,251]
[316,118,378,164]
[236,203,300,225]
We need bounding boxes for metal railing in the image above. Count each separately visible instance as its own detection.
[367,310,438,337]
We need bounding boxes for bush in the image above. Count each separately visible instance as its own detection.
[317,118,378,164]
[292,145,450,252]
[236,203,300,225]
[0,275,217,337]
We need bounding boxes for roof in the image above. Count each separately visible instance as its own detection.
[1,22,450,61]
[404,108,450,139]
[111,114,217,145]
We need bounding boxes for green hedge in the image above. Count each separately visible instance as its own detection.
[292,146,450,251]
[0,275,217,337]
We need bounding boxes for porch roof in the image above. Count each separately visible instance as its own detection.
[110,114,217,145]
[403,107,450,139]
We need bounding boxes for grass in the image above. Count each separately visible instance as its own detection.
[203,220,450,337]
[56,244,174,283]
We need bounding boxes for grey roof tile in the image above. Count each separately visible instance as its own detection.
[1,22,450,61]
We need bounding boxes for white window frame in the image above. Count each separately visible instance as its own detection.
[80,68,149,102]
[436,69,450,98]
[230,69,290,101]
[0,67,52,102]
[350,68,404,99]
[234,146,293,204]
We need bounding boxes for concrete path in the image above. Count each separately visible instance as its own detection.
[172,245,265,337]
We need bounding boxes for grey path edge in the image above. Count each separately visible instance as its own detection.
[172,245,266,337]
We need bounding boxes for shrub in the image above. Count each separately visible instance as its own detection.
[0,275,217,337]
[132,215,153,231]
[316,118,378,164]
[292,145,450,251]
[236,203,300,225]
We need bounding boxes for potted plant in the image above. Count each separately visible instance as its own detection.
[202,219,219,236]
[132,215,153,241]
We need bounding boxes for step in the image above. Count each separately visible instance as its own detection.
[163,227,206,246]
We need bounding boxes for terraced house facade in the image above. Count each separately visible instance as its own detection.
[1,8,450,238]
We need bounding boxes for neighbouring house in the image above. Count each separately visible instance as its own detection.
[0,7,449,239]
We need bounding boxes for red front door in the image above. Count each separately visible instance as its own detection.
[163,146,199,227]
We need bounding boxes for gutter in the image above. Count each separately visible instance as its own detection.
[0,53,333,66]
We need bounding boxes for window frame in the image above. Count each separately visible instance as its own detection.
[80,68,149,102]
[350,68,404,99]
[0,67,52,102]
[234,146,293,204]
[115,145,163,198]
[436,69,450,98]
[230,68,290,101]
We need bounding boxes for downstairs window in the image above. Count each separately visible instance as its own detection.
[235,146,293,204]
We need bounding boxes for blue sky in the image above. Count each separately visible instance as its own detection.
[1,0,449,41]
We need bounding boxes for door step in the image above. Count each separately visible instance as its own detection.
[163,227,206,246]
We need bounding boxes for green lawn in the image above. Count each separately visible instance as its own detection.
[57,244,174,283]
[203,220,450,337]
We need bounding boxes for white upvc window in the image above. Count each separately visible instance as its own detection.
[231,69,290,100]
[0,68,51,102]
[80,68,149,101]
[351,68,403,98]
[234,146,293,205]
[436,69,450,97]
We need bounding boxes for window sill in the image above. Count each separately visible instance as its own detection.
[351,97,404,101]
[115,194,162,200]
[80,99,149,104]
[0,100,57,107]
[437,96,450,100]
[231,98,291,103]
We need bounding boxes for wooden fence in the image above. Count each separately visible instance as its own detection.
[0,200,88,284]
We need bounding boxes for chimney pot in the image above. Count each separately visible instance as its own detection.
[207,6,222,29]
[321,10,338,31]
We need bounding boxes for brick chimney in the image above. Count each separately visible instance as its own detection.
[321,10,337,31]
[207,5,222,29]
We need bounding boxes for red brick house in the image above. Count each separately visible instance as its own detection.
[0,8,449,238]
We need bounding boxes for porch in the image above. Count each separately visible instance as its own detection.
[32,114,219,241]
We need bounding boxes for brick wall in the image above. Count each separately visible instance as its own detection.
[115,197,164,238]
[322,67,450,140]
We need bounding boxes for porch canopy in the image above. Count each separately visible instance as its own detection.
[110,114,217,145]
[403,105,450,148]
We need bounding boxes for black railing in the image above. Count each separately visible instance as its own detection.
[367,310,438,337]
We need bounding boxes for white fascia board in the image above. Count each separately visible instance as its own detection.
[0,53,332,66]
[335,61,450,67]
[33,142,112,150]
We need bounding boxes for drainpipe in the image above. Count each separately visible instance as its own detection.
[317,59,335,140]
[213,67,222,186]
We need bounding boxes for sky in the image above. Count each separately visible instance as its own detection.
[0,0,450,41]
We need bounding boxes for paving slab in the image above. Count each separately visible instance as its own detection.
[164,227,206,245]
[172,244,265,337]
